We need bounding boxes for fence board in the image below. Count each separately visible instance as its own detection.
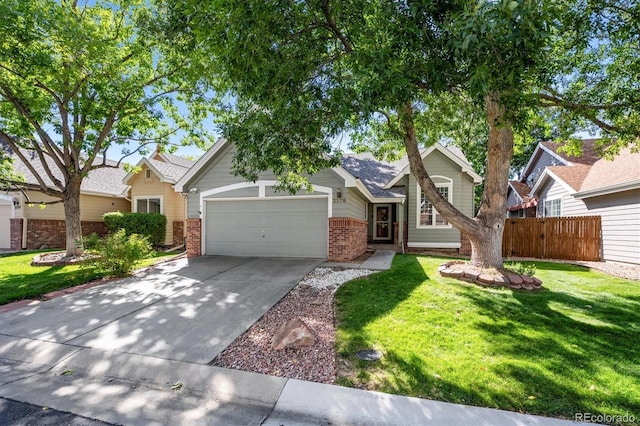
[502,216,601,261]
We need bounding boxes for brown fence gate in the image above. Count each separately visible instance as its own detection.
[502,216,601,261]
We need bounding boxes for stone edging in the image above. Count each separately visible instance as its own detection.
[438,261,543,291]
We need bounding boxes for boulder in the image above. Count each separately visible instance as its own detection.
[271,318,316,350]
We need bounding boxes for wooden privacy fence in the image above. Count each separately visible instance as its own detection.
[502,216,601,261]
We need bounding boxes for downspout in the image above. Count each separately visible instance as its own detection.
[399,198,405,254]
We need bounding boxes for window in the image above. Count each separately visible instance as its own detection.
[544,198,561,217]
[417,180,452,227]
[145,169,152,181]
[135,197,162,214]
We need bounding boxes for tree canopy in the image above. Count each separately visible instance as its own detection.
[164,0,640,267]
[0,0,214,255]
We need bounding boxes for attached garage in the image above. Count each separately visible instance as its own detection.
[204,197,328,258]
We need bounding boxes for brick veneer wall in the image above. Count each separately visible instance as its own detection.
[23,219,108,250]
[459,233,472,256]
[328,217,368,261]
[393,222,409,251]
[173,221,184,247]
[186,218,201,257]
[10,218,23,250]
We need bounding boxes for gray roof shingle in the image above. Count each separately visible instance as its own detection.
[146,158,190,182]
[2,142,128,197]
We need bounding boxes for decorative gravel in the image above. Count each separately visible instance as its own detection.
[211,267,374,383]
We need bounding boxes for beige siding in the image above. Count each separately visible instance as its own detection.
[129,165,186,246]
[186,143,345,218]
[407,150,475,246]
[22,191,129,222]
[538,179,640,264]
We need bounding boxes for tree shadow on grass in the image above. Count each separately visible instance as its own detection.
[335,255,427,332]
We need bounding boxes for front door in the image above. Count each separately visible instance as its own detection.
[373,204,392,241]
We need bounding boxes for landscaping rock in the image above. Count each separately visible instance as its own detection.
[507,274,524,285]
[522,275,535,284]
[493,275,510,287]
[449,269,465,279]
[478,274,495,285]
[522,283,534,291]
[509,283,523,290]
[440,268,454,277]
[271,318,316,350]
[463,271,479,282]
[532,277,543,287]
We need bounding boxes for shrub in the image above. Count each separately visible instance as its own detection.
[104,212,166,246]
[82,232,101,250]
[507,262,537,277]
[89,229,152,277]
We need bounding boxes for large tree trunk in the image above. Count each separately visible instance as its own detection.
[469,93,514,269]
[64,177,84,257]
[400,93,514,270]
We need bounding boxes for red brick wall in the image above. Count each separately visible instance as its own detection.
[186,218,201,257]
[393,222,409,251]
[24,219,108,250]
[328,217,368,261]
[459,233,472,256]
[173,221,184,247]
[10,218,23,250]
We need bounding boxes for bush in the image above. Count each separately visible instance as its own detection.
[507,262,537,277]
[104,212,166,246]
[83,232,100,250]
[89,229,152,277]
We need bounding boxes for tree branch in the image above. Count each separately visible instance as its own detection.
[319,1,354,53]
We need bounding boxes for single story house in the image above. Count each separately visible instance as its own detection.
[123,151,194,247]
[1,147,130,250]
[507,140,640,265]
[174,138,482,261]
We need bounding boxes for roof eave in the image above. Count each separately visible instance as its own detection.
[175,137,230,193]
[383,144,482,188]
[574,179,640,199]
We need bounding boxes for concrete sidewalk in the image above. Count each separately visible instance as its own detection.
[323,249,396,270]
[0,335,589,425]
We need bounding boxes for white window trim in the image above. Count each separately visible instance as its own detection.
[543,197,562,218]
[416,178,453,229]
[133,195,163,214]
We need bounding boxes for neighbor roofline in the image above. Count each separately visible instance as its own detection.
[529,168,576,196]
[383,144,483,189]
[122,158,176,185]
[521,142,570,180]
[507,182,524,203]
[574,179,640,199]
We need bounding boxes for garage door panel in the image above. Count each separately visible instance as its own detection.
[205,198,328,258]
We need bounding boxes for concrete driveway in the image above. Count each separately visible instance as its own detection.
[0,256,322,364]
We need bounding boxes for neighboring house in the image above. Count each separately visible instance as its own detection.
[507,140,640,265]
[123,151,194,247]
[0,145,130,250]
[174,138,482,261]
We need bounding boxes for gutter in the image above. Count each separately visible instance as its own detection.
[574,179,640,199]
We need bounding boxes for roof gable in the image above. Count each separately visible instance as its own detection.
[383,143,483,189]
[123,157,190,185]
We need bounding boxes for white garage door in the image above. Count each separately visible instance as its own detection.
[0,204,12,249]
[204,197,328,258]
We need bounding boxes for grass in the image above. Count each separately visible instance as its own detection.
[335,255,640,424]
[0,250,178,305]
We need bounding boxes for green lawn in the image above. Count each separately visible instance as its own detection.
[335,255,640,424]
[0,250,178,305]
